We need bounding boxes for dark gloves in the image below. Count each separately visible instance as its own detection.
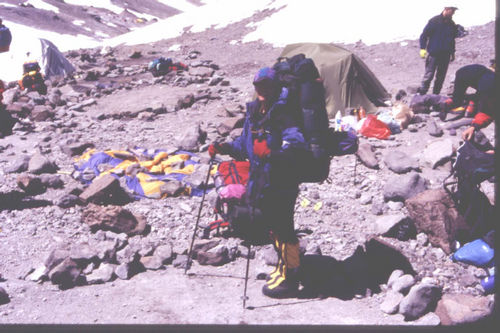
[208,142,230,158]
[253,138,271,158]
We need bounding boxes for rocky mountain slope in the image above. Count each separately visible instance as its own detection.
[0,6,496,326]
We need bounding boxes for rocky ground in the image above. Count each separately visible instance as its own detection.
[0,10,497,327]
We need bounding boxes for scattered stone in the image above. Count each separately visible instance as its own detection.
[153,244,174,264]
[386,201,404,211]
[6,155,31,173]
[116,244,140,265]
[216,117,244,136]
[56,194,82,208]
[426,119,443,137]
[60,142,95,156]
[383,150,419,174]
[114,263,133,280]
[421,139,454,169]
[16,174,46,195]
[189,66,214,77]
[359,193,372,205]
[411,312,441,326]
[381,289,404,314]
[173,254,190,269]
[383,172,427,202]
[27,265,48,282]
[28,153,58,174]
[435,293,493,325]
[44,248,71,271]
[177,94,195,109]
[191,239,221,258]
[374,213,407,235]
[197,247,230,266]
[138,254,162,270]
[391,274,416,294]
[48,258,83,288]
[387,269,404,289]
[416,233,429,246]
[176,122,207,152]
[356,143,379,169]
[0,287,9,305]
[399,283,442,320]
[86,263,115,284]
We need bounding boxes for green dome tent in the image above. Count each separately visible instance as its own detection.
[279,43,390,117]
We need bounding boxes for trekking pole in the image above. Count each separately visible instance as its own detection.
[242,206,254,309]
[353,154,358,185]
[185,158,214,275]
[242,241,251,309]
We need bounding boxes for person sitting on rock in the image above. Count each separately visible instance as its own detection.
[440,63,495,122]
[208,67,307,298]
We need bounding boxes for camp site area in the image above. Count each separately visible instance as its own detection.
[0,0,497,327]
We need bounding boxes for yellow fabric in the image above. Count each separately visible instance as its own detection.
[266,240,300,289]
[75,149,197,199]
[420,49,428,58]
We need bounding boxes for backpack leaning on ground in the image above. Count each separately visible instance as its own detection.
[148,57,188,77]
[272,54,359,183]
[443,139,495,245]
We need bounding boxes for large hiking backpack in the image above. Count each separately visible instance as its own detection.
[443,139,495,244]
[203,160,268,243]
[272,54,358,183]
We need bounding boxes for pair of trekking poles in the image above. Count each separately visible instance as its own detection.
[184,158,252,309]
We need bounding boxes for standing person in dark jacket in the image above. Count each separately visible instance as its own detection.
[208,67,307,298]
[417,6,458,95]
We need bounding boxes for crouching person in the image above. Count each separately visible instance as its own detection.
[208,67,307,298]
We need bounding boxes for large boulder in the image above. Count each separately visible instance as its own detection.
[81,203,147,236]
[434,293,494,325]
[79,174,131,205]
[383,172,427,202]
[405,188,469,254]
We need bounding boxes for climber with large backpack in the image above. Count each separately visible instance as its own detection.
[18,61,47,95]
[208,67,307,299]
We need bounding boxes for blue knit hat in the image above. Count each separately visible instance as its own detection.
[253,67,276,85]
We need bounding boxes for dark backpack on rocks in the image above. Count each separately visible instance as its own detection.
[273,54,358,183]
[444,139,495,243]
